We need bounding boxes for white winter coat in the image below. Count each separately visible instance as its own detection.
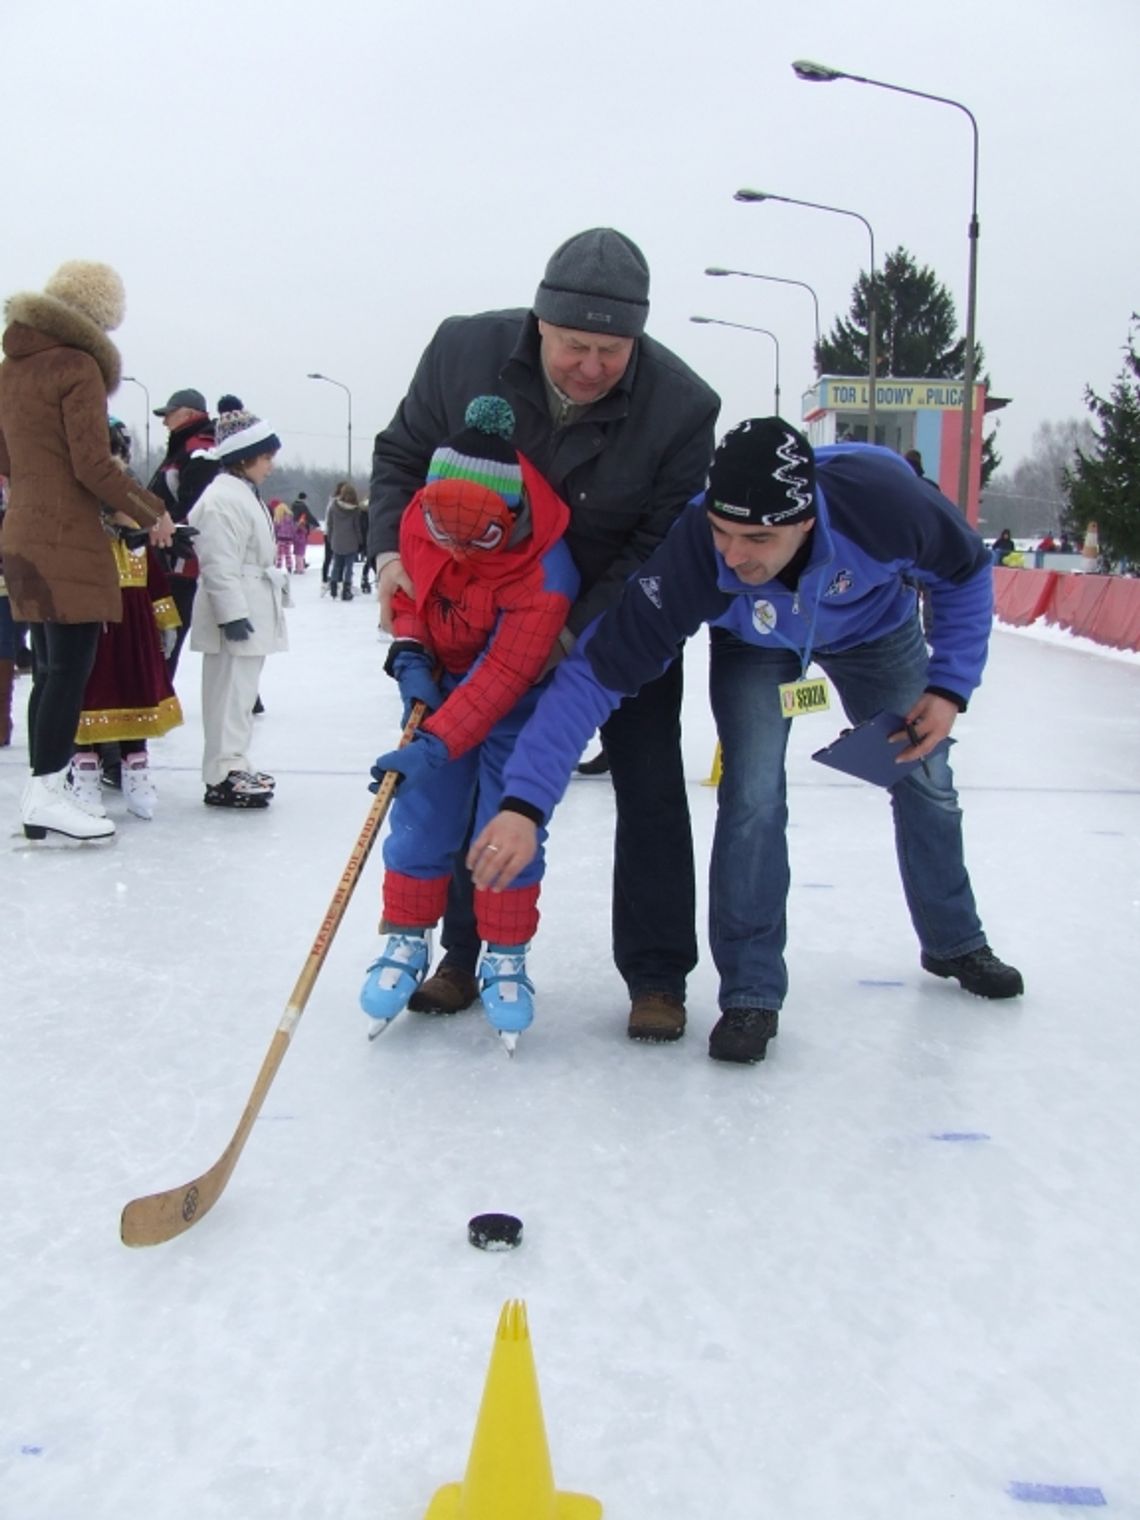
[188,472,291,656]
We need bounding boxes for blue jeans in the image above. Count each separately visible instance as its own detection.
[708,616,985,1012]
[440,658,697,1000]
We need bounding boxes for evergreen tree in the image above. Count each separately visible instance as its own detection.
[816,245,997,485]
[1062,317,1140,571]
[816,246,973,379]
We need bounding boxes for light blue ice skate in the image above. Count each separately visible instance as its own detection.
[360,932,429,1031]
[478,944,535,1048]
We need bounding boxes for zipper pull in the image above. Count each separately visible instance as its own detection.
[792,593,800,616]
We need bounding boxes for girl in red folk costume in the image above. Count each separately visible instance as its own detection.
[360,396,578,1048]
[69,418,183,821]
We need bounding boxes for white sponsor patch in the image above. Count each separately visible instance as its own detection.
[639,575,662,609]
[752,599,777,635]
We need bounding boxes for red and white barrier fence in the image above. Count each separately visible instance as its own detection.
[993,566,1140,652]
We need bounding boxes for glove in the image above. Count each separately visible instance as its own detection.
[160,626,178,659]
[221,618,254,642]
[171,524,199,558]
[391,650,443,725]
[369,731,449,794]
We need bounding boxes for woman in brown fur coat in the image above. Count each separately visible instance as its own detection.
[0,260,173,842]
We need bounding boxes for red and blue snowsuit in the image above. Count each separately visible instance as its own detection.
[382,453,578,947]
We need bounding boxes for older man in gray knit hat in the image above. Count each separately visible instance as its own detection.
[368,227,719,1043]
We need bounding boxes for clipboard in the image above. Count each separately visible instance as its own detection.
[811,710,953,788]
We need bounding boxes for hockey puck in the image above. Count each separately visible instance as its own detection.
[468,1213,523,1251]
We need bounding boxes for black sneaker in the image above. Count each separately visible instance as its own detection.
[204,770,273,809]
[708,1008,779,1064]
[252,695,265,716]
[921,945,1023,999]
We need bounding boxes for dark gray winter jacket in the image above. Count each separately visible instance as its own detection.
[368,310,719,636]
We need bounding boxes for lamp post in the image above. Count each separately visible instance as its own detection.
[705,267,821,360]
[306,372,353,480]
[792,60,979,511]
[690,316,781,415]
[735,187,878,443]
[121,375,151,479]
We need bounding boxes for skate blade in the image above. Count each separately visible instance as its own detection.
[498,1031,520,1057]
[12,827,115,849]
[366,1018,394,1042]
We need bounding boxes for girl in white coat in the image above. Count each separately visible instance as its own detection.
[188,409,289,807]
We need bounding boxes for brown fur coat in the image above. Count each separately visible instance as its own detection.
[0,290,165,623]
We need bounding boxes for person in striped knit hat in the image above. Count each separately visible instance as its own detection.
[360,395,578,1049]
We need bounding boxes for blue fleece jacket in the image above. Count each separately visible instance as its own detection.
[501,442,994,824]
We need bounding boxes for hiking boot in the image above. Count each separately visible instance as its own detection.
[360,931,430,1025]
[921,945,1024,999]
[479,944,535,1036]
[708,1008,779,1064]
[576,748,611,778]
[408,963,481,1015]
[627,991,686,1042]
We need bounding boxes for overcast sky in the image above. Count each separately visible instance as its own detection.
[5,0,1135,479]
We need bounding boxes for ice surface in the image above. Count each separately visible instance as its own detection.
[2,571,1138,1519]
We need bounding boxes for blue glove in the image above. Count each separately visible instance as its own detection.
[369,731,449,794]
[221,617,254,641]
[391,650,442,725]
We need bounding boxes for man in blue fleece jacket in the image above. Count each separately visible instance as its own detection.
[469,417,1023,1065]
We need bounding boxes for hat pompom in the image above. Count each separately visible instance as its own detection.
[217,393,244,414]
[43,260,126,332]
[464,395,515,441]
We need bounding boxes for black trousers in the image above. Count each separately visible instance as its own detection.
[440,657,698,999]
[28,622,102,775]
[166,575,197,678]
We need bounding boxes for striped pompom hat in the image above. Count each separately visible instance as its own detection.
[425,396,522,509]
[421,397,524,554]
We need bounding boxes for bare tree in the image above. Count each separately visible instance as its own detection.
[981,418,1095,537]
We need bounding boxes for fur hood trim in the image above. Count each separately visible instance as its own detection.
[3,292,122,392]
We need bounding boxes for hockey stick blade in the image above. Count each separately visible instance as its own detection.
[120,702,428,1246]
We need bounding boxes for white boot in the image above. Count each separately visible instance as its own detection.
[22,772,116,842]
[122,751,157,820]
[67,753,107,816]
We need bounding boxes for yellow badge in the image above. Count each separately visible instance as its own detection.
[778,677,831,719]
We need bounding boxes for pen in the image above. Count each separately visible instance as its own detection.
[904,719,932,779]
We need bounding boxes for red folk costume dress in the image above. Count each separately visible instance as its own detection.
[75,535,183,745]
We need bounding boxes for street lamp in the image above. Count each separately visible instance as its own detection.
[705,267,821,359]
[306,372,353,480]
[735,187,878,443]
[121,375,151,479]
[792,60,979,511]
[690,316,781,415]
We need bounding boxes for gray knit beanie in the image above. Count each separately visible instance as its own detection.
[533,228,650,337]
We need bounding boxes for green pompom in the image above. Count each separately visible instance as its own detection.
[464,395,515,440]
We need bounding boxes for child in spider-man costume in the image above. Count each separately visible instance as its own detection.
[360,396,579,1044]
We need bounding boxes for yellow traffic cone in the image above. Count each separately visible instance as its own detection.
[702,741,723,787]
[425,1300,602,1520]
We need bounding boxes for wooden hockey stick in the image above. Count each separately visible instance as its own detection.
[120,702,428,1247]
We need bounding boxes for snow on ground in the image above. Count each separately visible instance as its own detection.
[2,566,1138,1519]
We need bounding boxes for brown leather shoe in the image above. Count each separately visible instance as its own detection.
[408,963,481,1015]
[627,991,686,1042]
